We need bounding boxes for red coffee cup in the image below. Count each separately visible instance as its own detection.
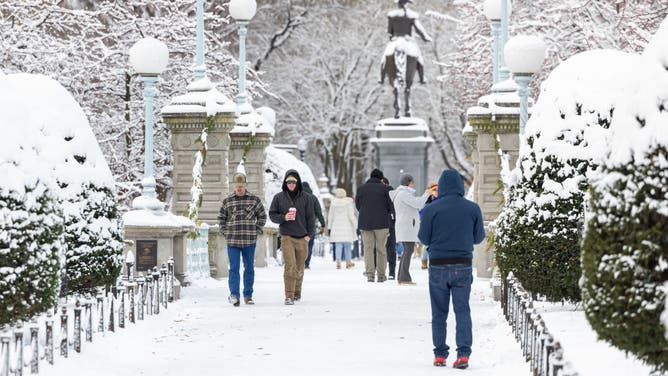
[288,207,296,220]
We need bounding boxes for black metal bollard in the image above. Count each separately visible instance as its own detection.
[552,342,564,376]
[14,323,23,376]
[108,287,115,333]
[147,273,154,316]
[153,267,160,315]
[118,281,125,329]
[73,301,81,353]
[545,335,554,376]
[161,263,168,309]
[1,331,9,376]
[96,292,104,333]
[168,257,174,303]
[30,320,38,374]
[60,306,68,358]
[128,282,135,324]
[85,301,93,342]
[45,314,53,365]
[137,274,145,321]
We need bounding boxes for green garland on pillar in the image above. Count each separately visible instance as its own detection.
[185,115,215,238]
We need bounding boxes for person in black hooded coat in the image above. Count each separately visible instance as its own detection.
[269,169,315,305]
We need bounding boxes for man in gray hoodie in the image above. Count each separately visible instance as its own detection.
[269,170,315,305]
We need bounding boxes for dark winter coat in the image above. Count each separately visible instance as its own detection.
[302,182,326,230]
[269,169,315,238]
[418,169,485,260]
[355,177,395,231]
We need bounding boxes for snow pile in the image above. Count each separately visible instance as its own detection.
[0,73,124,296]
[263,146,322,227]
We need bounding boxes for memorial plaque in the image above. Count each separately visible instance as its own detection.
[136,240,158,272]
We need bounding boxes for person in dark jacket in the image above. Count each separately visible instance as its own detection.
[381,177,397,280]
[355,168,395,282]
[418,169,485,369]
[269,170,315,305]
[218,170,267,306]
[302,182,326,269]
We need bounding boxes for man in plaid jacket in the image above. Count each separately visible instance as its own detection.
[218,170,267,306]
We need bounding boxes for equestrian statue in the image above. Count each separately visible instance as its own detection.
[380,0,432,119]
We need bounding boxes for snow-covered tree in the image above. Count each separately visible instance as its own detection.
[494,50,639,301]
[0,0,259,209]
[582,20,668,371]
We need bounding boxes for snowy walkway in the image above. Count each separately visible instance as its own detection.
[45,257,530,376]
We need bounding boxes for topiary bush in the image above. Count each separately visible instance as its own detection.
[0,178,64,326]
[62,183,124,295]
[494,50,638,302]
[582,24,668,370]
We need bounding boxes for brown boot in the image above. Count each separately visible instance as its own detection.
[346,261,354,269]
[336,261,341,269]
[421,259,428,269]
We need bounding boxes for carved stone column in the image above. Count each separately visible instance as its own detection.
[466,84,521,278]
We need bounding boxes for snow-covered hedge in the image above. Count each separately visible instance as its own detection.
[1,73,124,298]
[495,50,638,302]
[62,184,124,294]
[582,21,668,371]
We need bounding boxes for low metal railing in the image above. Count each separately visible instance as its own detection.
[0,257,176,376]
[502,273,579,376]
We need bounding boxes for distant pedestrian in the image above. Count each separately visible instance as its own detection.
[302,181,326,270]
[418,169,485,369]
[381,177,397,280]
[355,169,395,282]
[218,169,267,306]
[327,188,357,269]
[390,173,430,285]
[269,170,315,305]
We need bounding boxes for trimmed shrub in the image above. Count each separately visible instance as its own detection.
[62,183,124,295]
[0,179,64,326]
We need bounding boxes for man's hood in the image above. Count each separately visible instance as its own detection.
[438,169,464,197]
[282,169,304,192]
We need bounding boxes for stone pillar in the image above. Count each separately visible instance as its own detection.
[466,86,520,278]
[229,127,273,267]
[162,88,236,278]
[371,117,434,191]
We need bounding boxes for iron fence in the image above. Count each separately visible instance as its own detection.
[0,257,177,376]
[502,273,579,376]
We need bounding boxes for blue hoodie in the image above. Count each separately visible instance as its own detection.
[417,169,485,260]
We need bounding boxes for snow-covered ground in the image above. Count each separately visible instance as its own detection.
[535,303,654,375]
[42,256,530,376]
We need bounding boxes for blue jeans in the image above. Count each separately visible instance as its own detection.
[227,244,256,298]
[334,242,352,261]
[429,264,473,359]
[422,247,430,261]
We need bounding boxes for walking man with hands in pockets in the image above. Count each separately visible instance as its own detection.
[269,169,315,305]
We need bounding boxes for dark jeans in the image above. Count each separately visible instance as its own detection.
[429,264,473,359]
[305,233,315,268]
[227,244,256,299]
[397,241,415,282]
[386,229,397,277]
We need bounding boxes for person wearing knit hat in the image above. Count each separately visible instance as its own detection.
[390,172,431,285]
[218,162,266,307]
[356,167,395,282]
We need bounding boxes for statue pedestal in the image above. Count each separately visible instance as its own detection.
[370,117,434,191]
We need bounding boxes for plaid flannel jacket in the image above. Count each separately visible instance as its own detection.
[218,192,267,247]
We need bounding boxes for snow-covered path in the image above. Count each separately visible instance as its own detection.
[44,257,530,376]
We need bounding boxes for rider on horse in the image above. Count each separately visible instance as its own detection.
[380,0,433,118]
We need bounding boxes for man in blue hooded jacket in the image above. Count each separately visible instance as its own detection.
[418,169,485,369]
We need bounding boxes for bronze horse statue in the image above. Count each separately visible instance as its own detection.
[380,0,432,119]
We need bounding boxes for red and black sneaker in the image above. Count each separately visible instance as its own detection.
[453,356,469,369]
[433,356,446,367]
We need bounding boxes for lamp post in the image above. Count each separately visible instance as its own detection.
[504,35,547,136]
[194,0,206,80]
[297,137,307,161]
[483,0,512,84]
[129,37,169,211]
[229,0,257,112]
